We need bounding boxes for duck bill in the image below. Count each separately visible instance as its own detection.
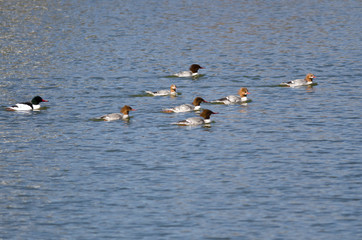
[42,99,49,102]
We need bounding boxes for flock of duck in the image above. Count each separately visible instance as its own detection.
[6,64,316,126]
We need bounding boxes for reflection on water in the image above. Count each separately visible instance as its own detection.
[1,1,55,78]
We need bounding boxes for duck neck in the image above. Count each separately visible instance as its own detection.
[204,119,211,123]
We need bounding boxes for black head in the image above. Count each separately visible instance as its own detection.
[31,96,48,105]
[189,64,204,73]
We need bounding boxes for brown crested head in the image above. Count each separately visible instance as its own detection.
[238,87,250,97]
[121,105,135,115]
[189,64,204,73]
[170,84,177,92]
[305,73,316,82]
[200,109,218,119]
[192,97,208,106]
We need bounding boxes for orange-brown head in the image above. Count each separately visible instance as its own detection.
[120,105,135,115]
[170,84,177,93]
[305,73,316,83]
[238,87,250,97]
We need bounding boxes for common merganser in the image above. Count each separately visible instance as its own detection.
[211,87,249,104]
[145,84,177,96]
[6,96,48,111]
[173,64,204,77]
[281,73,316,87]
[175,109,218,126]
[100,105,135,121]
[163,97,208,113]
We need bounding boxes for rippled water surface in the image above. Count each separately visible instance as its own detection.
[1,0,361,239]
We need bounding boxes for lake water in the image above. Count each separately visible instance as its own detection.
[1,0,361,239]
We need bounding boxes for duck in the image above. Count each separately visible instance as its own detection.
[281,73,316,87]
[175,109,218,126]
[211,87,249,104]
[100,105,135,121]
[173,64,204,77]
[163,97,208,113]
[145,84,177,96]
[6,96,48,111]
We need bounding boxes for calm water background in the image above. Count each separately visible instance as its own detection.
[1,0,361,239]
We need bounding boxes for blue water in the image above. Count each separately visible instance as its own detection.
[1,0,361,239]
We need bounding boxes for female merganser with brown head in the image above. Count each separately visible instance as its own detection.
[281,73,316,87]
[100,105,135,121]
[175,109,218,126]
[173,64,204,77]
[163,97,208,113]
[145,84,177,96]
[211,87,249,104]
